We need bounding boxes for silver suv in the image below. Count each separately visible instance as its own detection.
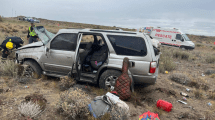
[16,26,160,89]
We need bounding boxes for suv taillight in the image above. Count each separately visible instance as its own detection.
[149,62,157,73]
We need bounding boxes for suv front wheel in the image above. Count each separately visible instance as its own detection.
[23,60,42,78]
[99,70,121,90]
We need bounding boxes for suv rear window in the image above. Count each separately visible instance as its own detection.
[107,35,147,56]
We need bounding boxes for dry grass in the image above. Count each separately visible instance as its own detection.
[0,16,2,22]
[159,55,176,73]
[169,73,190,85]
[0,59,18,77]
[210,74,215,78]
[193,89,203,99]
[173,50,190,60]
[205,56,215,63]
[58,76,76,91]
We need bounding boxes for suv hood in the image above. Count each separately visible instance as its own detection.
[33,26,56,45]
[17,41,43,50]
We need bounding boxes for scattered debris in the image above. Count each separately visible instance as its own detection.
[201,73,205,76]
[183,106,195,110]
[207,102,212,106]
[156,100,172,112]
[165,71,168,74]
[180,92,189,97]
[24,86,29,88]
[182,97,187,101]
[186,88,190,92]
[139,111,160,120]
[177,100,187,104]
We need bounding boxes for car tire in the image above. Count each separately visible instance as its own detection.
[99,70,121,90]
[23,60,42,78]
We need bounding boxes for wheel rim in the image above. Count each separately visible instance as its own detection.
[105,76,118,90]
[24,66,35,78]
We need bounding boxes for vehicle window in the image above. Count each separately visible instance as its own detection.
[81,35,94,42]
[107,35,147,56]
[176,34,182,40]
[50,33,78,51]
[182,34,191,41]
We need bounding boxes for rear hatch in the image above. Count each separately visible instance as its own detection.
[33,26,56,45]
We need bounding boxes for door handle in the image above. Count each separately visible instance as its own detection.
[67,56,72,58]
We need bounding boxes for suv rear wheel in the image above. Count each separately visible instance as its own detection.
[23,60,42,78]
[99,70,121,90]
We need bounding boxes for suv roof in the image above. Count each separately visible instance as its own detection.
[58,28,139,35]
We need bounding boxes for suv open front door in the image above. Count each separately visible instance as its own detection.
[70,33,83,80]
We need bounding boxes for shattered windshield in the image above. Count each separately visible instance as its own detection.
[182,34,190,41]
[33,26,56,45]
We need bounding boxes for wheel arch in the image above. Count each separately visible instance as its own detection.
[95,65,133,84]
[23,58,43,71]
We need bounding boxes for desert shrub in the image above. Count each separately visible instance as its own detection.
[169,73,191,85]
[159,55,176,72]
[208,91,215,100]
[173,50,190,60]
[110,104,129,120]
[159,64,165,73]
[18,101,42,119]
[205,69,215,75]
[0,60,18,77]
[213,46,215,50]
[25,93,47,110]
[210,74,215,78]
[22,30,28,34]
[59,76,76,91]
[12,28,18,32]
[205,56,215,63]
[0,16,2,22]
[57,88,91,119]
[196,44,202,47]
[194,89,203,99]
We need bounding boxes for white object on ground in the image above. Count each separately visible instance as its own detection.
[106,92,120,104]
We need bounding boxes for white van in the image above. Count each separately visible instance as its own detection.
[143,27,195,50]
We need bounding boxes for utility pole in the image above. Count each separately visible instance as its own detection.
[15,11,16,17]
[12,8,13,17]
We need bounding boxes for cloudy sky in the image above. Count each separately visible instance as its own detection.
[1,0,215,36]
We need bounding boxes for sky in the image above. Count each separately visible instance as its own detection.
[0,0,215,36]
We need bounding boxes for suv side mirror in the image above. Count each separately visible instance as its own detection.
[181,39,184,42]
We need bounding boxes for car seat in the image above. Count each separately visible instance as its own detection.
[79,42,93,64]
[90,44,108,70]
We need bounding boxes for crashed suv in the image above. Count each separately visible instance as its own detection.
[16,26,160,89]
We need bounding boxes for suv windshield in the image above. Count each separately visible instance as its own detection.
[107,35,147,56]
[33,26,55,45]
[182,34,190,41]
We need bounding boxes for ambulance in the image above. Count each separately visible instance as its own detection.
[143,27,195,50]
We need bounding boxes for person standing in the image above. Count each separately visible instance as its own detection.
[27,21,38,44]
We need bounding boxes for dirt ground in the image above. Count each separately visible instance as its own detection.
[0,17,215,120]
